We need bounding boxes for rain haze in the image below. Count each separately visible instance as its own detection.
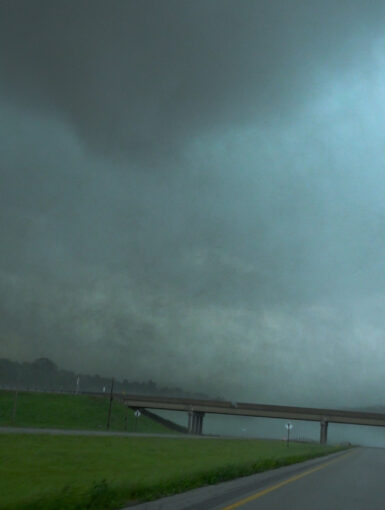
[1,0,385,427]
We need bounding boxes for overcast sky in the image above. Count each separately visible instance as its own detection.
[1,1,385,407]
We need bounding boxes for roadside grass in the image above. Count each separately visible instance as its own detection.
[0,434,348,510]
[0,391,170,433]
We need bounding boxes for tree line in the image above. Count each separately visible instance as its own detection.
[0,357,212,399]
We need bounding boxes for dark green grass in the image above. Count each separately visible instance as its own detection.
[0,391,170,433]
[0,434,348,510]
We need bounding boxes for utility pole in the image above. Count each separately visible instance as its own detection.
[106,378,114,430]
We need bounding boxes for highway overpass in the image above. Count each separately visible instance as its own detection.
[116,394,385,443]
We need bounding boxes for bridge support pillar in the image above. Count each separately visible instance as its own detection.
[320,420,328,444]
[188,411,205,435]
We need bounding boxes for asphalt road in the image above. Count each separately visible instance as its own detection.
[0,426,241,439]
[0,426,187,438]
[127,447,385,510]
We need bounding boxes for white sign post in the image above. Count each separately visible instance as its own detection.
[134,409,141,432]
[285,422,293,447]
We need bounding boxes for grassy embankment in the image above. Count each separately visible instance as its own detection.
[0,390,170,433]
[0,434,348,510]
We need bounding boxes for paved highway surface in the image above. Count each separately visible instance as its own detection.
[0,426,247,439]
[0,426,194,438]
[127,447,385,509]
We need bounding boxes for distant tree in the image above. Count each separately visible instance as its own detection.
[32,358,57,372]
[31,358,58,389]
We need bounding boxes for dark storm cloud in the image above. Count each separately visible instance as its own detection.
[1,1,385,407]
[2,0,385,158]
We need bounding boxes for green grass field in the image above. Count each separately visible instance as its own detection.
[0,391,170,433]
[0,434,346,510]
